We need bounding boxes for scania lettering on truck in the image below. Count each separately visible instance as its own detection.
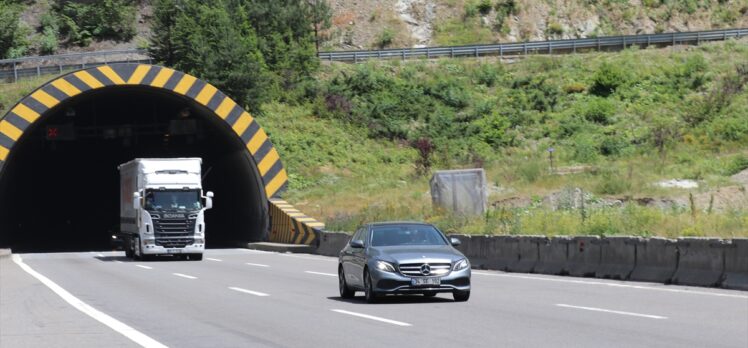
[119,158,213,261]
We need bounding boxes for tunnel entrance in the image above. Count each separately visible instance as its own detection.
[0,65,285,252]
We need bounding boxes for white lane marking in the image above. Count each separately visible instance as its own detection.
[305,271,337,277]
[472,272,748,299]
[245,263,270,268]
[96,253,104,257]
[206,258,223,262]
[331,309,412,327]
[135,265,152,270]
[114,260,123,264]
[11,255,168,348]
[556,304,668,320]
[228,287,270,297]
[279,254,337,262]
[173,273,197,280]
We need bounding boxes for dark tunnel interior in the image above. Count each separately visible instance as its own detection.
[0,87,268,252]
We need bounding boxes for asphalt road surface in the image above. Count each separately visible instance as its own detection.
[1,249,747,348]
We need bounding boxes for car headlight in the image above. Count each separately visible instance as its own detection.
[453,259,469,271]
[376,260,396,273]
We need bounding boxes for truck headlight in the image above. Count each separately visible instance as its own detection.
[194,238,204,244]
[453,259,469,271]
[376,260,396,273]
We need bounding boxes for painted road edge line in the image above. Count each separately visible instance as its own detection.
[11,255,168,348]
[331,309,412,327]
[206,258,222,262]
[245,263,270,267]
[472,272,748,299]
[228,287,270,297]
[136,265,152,270]
[556,304,668,320]
[173,273,197,280]
[305,271,337,277]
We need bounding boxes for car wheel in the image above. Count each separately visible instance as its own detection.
[423,291,437,297]
[364,270,379,303]
[339,267,355,299]
[453,290,470,302]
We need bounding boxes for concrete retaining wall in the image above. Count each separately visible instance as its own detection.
[534,237,570,275]
[671,238,727,287]
[311,231,744,291]
[596,237,637,280]
[629,238,678,283]
[723,239,748,290]
[566,236,601,277]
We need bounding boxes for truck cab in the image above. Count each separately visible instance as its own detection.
[118,158,213,260]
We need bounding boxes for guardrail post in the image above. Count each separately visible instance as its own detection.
[378,51,382,59]
[622,36,626,49]
[597,37,600,51]
[402,50,405,60]
[672,32,675,47]
[36,65,40,77]
[451,47,454,58]
[549,41,552,54]
[474,47,478,57]
[499,45,503,57]
[524,42,528,56]
[427,48,431,59]
[13,62,17,83]
[572,41,576,53]
[697,31,700,45]
[647,35,651,48]
[58,64,62,74]
[353,53,358,63]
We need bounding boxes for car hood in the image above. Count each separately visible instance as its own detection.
[371,245,464,264]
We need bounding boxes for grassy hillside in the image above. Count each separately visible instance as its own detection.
[3,41,748,238]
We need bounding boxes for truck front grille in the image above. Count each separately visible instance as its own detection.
[154,218,195,238]
[155,237,195,248]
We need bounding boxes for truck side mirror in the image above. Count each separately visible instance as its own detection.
[204,191,214,210]
[132,192,141,210]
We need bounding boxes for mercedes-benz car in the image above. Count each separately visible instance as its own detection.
[338,222,471,303]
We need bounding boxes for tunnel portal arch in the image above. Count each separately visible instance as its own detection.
[0,64,322,251]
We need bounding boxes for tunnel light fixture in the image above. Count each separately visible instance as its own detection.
[65,108,76,117]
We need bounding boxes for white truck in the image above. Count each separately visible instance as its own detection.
[118,158,213,261]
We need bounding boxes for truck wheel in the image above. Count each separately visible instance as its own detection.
[190,254,203,261]
[124,237,133,258]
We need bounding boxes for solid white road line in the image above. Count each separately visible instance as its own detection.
[245,263,270,267]
[331,309,412,327]
[115,260,123,264]
[11,255,168,348]
[135,265,152,270]
[96,253,104,257]
[228,287,270,297]
[556,304,668,320]
[472,271,748,299]
[305,271,337,277]
[206,258,223,262]
[173,273,197,280]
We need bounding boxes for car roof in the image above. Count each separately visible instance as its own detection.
[366,221,434,227]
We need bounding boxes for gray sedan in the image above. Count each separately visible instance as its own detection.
[338,222,471,303]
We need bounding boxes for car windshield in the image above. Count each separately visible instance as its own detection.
[145,190,201,212]
[370,225,448,247]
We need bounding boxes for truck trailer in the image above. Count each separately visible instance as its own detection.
[118,158,213,260]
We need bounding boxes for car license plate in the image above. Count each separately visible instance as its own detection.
[411,277,440,286]
[166,249,182,254]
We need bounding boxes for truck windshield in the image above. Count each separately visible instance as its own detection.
[144,190,201,211]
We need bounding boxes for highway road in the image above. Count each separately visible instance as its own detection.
[1,249,747,348]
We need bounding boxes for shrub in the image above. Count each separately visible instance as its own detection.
[54,0,137,46]
[473,63,502,87]
[547,22,564,37]
[518,158,544,183]
[594,169,631,195]
[563,82,586,94]
[464,2,478,19]
[478,0,493,15]
[581,97,616,124]
[570,135,598,163]
[590,62,628,97]
[377,28,394,48]
[722,154,748,176]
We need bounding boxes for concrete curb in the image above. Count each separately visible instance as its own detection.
[0,249,10,259]
[629,237,678,283]
[671,238,726,287]
[507,236,545,273]
[246,242,315,254]
[722,238,748,290]
[313,232,350,257]
[595,236,637,280]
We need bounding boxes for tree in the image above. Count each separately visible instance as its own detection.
[0,2,27,59]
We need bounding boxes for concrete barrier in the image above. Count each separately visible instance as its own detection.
[507,236,544,273]
[535,237,571,275]
[671,238,726,287]
[0,249,10,258]
[722,238,748,290]
[566,236,601,277]
[629,237,678,283]
[314,232,351,257]
[595,237,638,280]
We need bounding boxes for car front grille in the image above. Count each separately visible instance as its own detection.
[399,263,452,277]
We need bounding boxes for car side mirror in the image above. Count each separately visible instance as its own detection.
[132,192,141,210]
[350,240,365,248]
[450,237,461,247]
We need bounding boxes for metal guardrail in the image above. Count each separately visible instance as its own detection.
[318,28,748,62]
[0,49,149,83]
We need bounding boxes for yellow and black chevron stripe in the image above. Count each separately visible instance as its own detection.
[0,63,287,198]
[268,198,325,246]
